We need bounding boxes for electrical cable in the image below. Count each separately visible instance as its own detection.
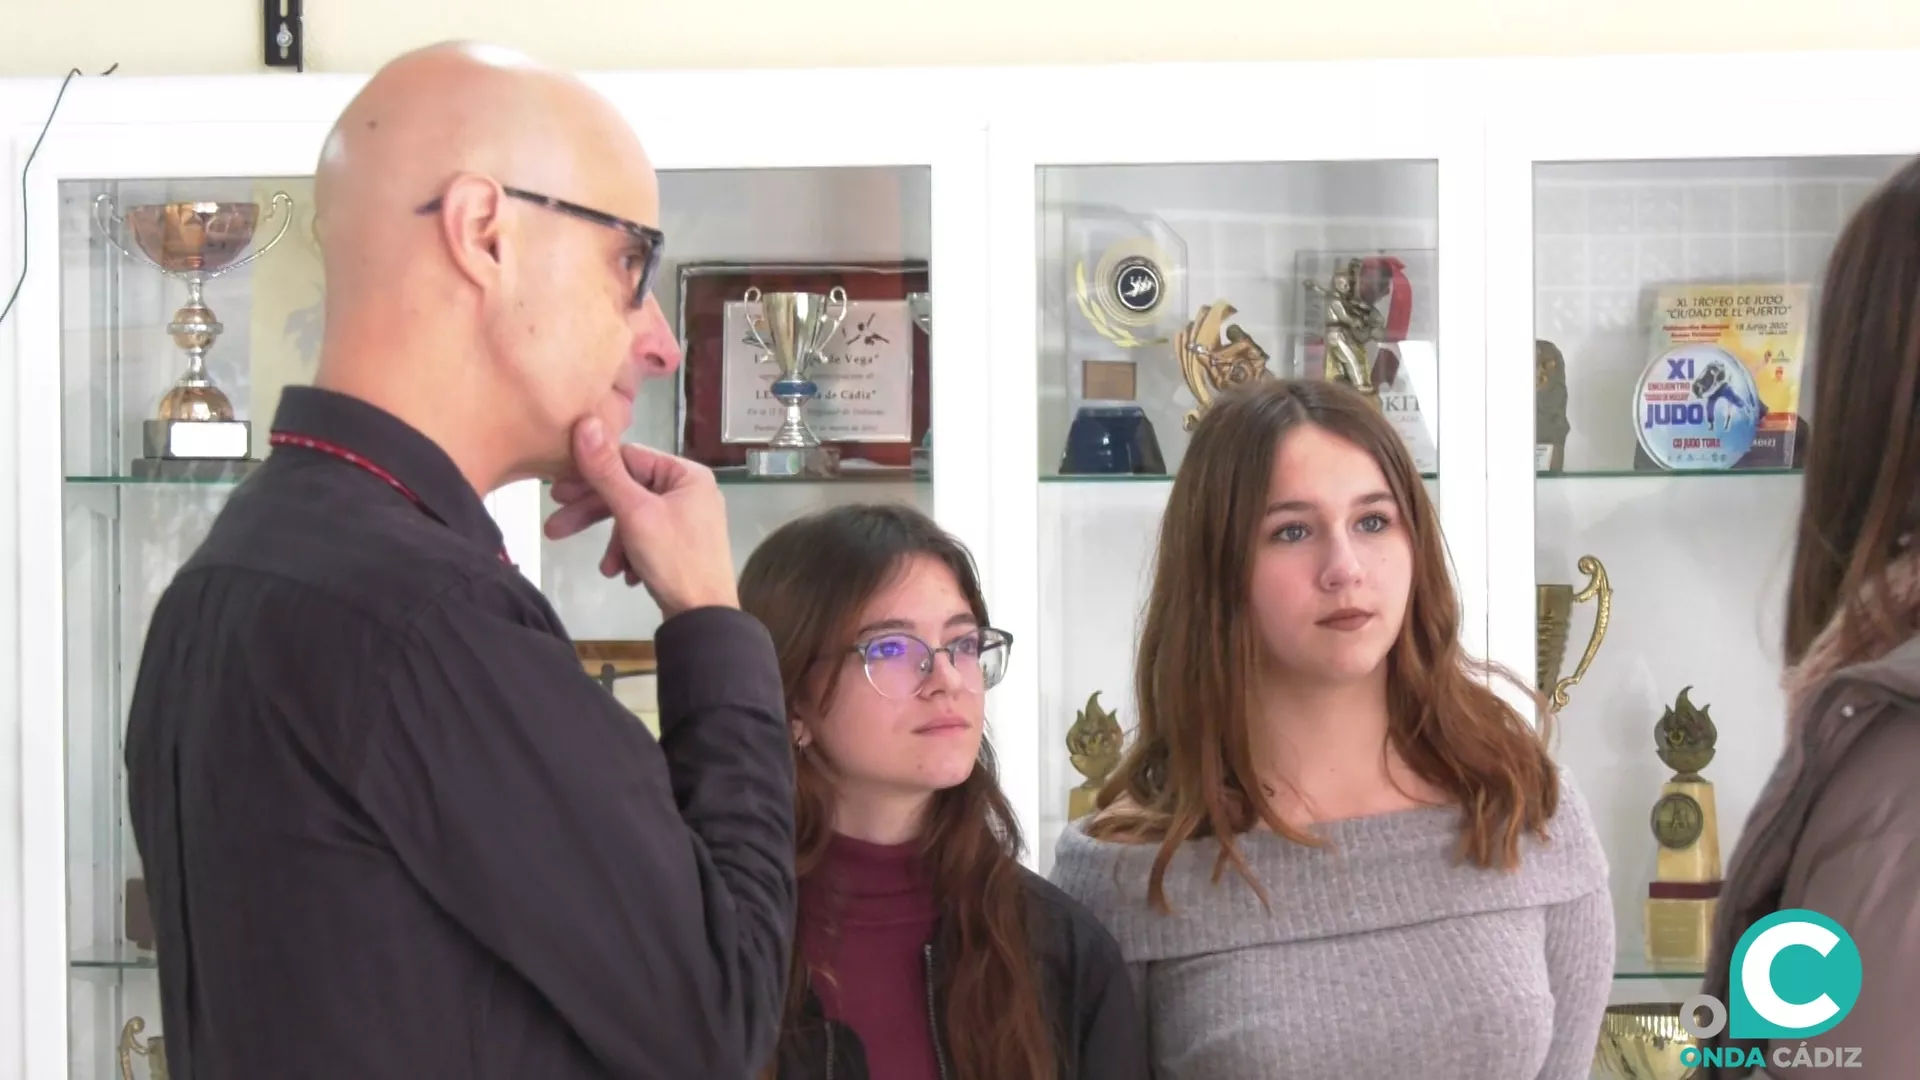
[0,63,120,330]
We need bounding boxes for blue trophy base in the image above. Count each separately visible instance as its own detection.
[1060,406,1167,476]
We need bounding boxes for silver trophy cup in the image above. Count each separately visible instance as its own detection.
[93,192,294,480]
[742,285,849,478]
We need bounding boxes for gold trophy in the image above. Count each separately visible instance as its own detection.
[93,192,295,480]
[1644,686,1722,969]
[118,1016,168,1080]
[1173,300,1272,431]
[1536,554,1611,710]
[1593,1003,1700,1080]
[1065,691,1124,821]
[1304,258,1388,405]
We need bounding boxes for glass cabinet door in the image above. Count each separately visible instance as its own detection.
[1488,108,1919,1038]
[520,158,981,737]
[51,168,323,1080]
[988,106,1488,873]
[13,120,520,1080]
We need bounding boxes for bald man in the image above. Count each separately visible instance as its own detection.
[123,43,796,1080]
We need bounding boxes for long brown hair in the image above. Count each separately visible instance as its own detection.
[739,502,1055,1080]
[1783,157,1920,665]
[1085,377,1559,912]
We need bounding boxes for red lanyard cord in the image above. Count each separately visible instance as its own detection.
[268,431,513,567]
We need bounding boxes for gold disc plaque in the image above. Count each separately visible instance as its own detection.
[1074,237,1173,348]
[1651,791,1705,850]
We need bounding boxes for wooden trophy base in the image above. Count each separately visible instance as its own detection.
[1645,890,1719,968]
[1068,786,1100,822]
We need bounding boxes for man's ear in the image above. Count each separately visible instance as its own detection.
[436,173,509,294]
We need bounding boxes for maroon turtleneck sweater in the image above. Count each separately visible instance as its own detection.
[798,833,942,1080]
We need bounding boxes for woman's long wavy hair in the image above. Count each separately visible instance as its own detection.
[1783,157,1920,665]
[1085,378,1560,912]
[740,502,1055,1080]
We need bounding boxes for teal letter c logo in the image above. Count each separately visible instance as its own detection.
[1728,909,1862,1040]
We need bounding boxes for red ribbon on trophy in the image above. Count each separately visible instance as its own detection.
[1355,255,1410,390]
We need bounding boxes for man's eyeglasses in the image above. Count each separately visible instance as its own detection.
[415,184,665,307]
[849,627,1014,700]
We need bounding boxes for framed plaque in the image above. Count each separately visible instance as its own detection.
[676,261,931,472]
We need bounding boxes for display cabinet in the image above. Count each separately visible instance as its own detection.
[984,69,1492,871]
[10,50,1920,1080]
[516,148,993,692]
[4,72,988,1080]
[1485,83,1920,1071]
[11,112,338,1080]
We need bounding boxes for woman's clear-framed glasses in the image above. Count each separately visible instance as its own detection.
[848,627,1014,700]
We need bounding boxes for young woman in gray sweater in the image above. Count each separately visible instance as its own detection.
[1049,378,1614,1080]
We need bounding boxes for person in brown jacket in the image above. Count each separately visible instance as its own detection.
[1699,157,1920,1079]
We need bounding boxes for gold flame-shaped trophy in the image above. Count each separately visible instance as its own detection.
[1644,686,1722,969]
[1065,691,1124,821]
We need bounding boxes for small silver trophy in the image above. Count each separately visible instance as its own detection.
[741,285,849,478]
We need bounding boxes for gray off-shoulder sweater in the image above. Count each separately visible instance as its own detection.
[1048,772,1614,1080]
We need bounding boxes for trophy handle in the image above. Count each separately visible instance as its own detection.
[205,191,295,280]
[117,1016,149,1080]
[740,287,770,356]
[820,285,849,350]
[1176,327,1211,432]
[91,195,168,275]
[1550,554,1612,711]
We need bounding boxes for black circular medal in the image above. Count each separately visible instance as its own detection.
[1651,792,1705,850]
[1110,256,1163,315]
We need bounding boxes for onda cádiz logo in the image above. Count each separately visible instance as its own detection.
[1679,909,1866,1071]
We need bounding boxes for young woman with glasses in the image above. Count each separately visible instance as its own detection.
[739,503,1146,1080]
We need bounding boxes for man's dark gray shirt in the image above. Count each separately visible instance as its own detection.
[123,386,797,1079]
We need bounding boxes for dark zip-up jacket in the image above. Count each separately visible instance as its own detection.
[772,869,1149,1080]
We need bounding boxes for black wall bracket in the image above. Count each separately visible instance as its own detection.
[264,0,305,71]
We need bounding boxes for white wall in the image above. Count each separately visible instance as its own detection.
[3,0,1920,75]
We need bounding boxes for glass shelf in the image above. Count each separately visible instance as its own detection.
[1039,471,1440,485]
[1613,953,1706,982]
[65,474,250,486]
[1539,468,1800,481]
[69,945,157,972]
[539,469,928,490]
